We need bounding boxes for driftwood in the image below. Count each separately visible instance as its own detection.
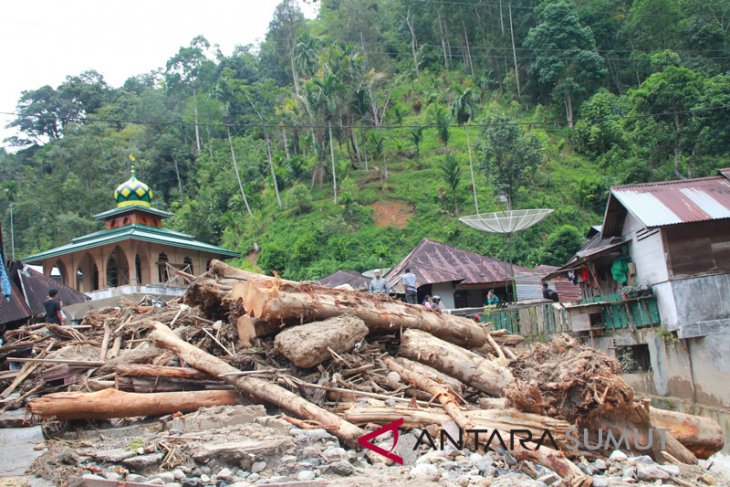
[149,321,366,448]
[341,403,572,448]
[115,375,231,393]
[27,388,240,420]
[235,316,280,348]
[383,357,591,485]
[274,315,369,368]
[234,279,488,348]
[649,406,725,459]
[399,329,513,396]
[116,364,216,381]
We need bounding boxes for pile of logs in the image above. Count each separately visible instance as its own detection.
[1,260,724,485]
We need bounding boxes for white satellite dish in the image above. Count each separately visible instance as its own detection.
[459,209,554,234]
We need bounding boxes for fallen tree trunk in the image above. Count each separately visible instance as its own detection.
[235,316,280,348]
[383,357,591,485]
[649,407,724,459]
[391,357,465,396]
[27,388,240,420]
[115,375,231,393]
[234,279,488,348]
[399,329,513,396]
[149,321,365,448]
[274,315,369,368]
[341,403,572,448]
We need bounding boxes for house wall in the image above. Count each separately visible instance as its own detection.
[623,213,669,285]
[668,273,730,338]
[431,283,456,310]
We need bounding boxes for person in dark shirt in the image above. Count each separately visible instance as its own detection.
[542,282,559,302]
[44,289,64,324]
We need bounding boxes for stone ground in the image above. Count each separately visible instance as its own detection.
[1,405,728,487]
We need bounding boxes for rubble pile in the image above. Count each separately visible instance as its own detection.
[0,260,726,486]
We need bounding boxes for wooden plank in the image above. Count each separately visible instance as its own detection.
[6,358,105,367]
[1,341,55,399]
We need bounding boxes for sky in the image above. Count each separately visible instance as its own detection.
[0,0,317,148]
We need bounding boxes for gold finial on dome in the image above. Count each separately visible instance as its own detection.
[114,165,154,208]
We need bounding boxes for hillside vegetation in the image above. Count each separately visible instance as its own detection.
[1,0,729,280]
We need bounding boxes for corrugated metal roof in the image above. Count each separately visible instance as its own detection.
[316,270,369,290]
[13,264,89,317]
[0,277,32,326]
[610,172,730,228]
[23,224,239,263]
[385,238,521,293]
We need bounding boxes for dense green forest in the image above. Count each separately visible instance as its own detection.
[1,0,729,280]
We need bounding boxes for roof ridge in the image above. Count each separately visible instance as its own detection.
[612,175,724,190]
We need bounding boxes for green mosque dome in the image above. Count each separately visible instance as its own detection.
[114,167,153,208]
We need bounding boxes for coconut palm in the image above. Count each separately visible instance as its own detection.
[451,87,480,213]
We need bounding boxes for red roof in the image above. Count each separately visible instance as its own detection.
[316,270,369,290]
[604,169,730,233]
[385,238,523,293]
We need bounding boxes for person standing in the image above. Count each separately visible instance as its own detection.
[542,282,559,302]
[402,268,417,304]
[485,289,500,307]
[44,289,65,325]
[368,269,390,295]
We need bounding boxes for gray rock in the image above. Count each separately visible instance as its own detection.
[631,455,653,464]
[321,446,347,463]
[146,479,165,486]
[126,474,148,483]
[216,467,234,480]
[410,463,440,481]
[279,455,298,465]
[81,475,105,480]
[247,473,260,482]
[538,472,561,485]
[94,448,136,463]
[659,464,680,476]
[297,470,316,481]
[103,472,124,481]
[622,466,636,479]
[173,469,186,481]
[200,473,211,483]
[165,484,182,487]
[591,476,609,487]
[393,432,420,466]
[593,459,608,471]
[636,463,670,481]
[251,461,267,473]
[303,428,335,440]
[326,461,354,476]
[609,450,628,462]
[181,479,199,487]
[200,466,212,475]
[154,472,176,483]
[123,452,164,470]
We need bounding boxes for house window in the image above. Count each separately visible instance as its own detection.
[616,345,650,373]
[183,256,193,275]
[158,253,169,283]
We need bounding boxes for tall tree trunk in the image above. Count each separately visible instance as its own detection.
[466,125,479,213]
[361,130,369,171]
[282,129,291,160]
[328,122,338,205]
[171,155,184,203]
[564,92,574,128]
[289,42,301,97]
[673,112,685,179]
[499,0,505,35]
[227,126,254,218]
[406,7,420,77]
[351,128,362,168]
[264,131,283,209]
[463,22,474,77]
[439,15,449,69]
[193,90,202,155]
[508,2,521,97]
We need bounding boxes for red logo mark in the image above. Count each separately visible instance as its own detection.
[357,418,404,464]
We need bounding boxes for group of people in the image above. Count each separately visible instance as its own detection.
[368,268,443,310]
[368,267,560,308]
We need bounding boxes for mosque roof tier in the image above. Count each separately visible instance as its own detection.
[23,224,239,264]
[94,205,173,221]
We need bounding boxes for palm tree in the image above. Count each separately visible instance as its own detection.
[309,69,345,204]
[451,87,480,213]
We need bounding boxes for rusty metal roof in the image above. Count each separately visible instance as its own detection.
[316,270,369,290]
[385,238,522,293]
[605,169,730,231]
[10,263,90,318]
[0,277,32,326]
